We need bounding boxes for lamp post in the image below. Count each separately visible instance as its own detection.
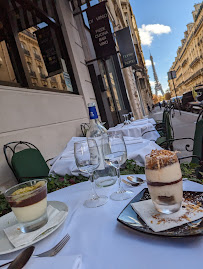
[168,70,181,116]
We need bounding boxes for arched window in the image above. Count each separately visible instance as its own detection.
[20,42,26,50]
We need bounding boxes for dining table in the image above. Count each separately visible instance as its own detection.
[108,120,160,141]
[1,176,203,269]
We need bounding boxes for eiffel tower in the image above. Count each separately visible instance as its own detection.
[150,54,164,96]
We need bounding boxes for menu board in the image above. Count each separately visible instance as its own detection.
[35,26,61,76]
[86,2,116,59]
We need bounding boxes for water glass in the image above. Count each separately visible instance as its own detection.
[103,133,134,200]
[74,139,108,208]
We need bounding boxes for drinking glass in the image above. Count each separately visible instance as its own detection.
[74,139,108,208]
[145,151,183,214]
[129,112,135,121]
[103,133,134,200]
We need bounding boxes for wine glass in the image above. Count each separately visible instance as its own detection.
[74,139,108,208]
[129,112,135,121]
[102,133,134,201]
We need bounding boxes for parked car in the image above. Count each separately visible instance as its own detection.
[195,84,203,102]
[182,91,194,111]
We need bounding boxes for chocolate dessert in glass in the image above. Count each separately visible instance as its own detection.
[5,179,48,233]
[145,150,183,214]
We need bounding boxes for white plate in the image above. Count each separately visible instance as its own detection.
[0,201,68,255]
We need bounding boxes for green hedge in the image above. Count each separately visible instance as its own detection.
[0,160,202,217]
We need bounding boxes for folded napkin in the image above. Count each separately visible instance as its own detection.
[131,199,203,232]
[1,255,82,269]
[4,205,68,248]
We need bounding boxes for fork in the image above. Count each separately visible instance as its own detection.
[34,233,70,257]
[0,233,70,267]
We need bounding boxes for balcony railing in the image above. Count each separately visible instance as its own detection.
[23,49,30,56]
[189,56,200,68]
[29,71,36,77]
[50,77,57,82]
[40,73,46,79]
[34,53,41,61]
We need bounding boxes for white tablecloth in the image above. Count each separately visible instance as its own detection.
[1,177,203,269]
[108,121,160,141]
[49,137,161,176]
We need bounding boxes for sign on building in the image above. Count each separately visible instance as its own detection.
[86,2,116,59]
[35,26,61,76]
[168,70,176,80]
[115,27,137,68]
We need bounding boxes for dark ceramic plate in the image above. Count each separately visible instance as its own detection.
[117,188,203,237]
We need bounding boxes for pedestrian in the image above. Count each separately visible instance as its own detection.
[147,103,151,113]
[158,102,161,110]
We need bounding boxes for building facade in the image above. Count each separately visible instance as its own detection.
[0,0,152,190]
[168,3,203,97]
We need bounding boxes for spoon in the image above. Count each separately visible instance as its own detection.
[0,246,35,268]
[122,179,140,187]
[127,176,144,184]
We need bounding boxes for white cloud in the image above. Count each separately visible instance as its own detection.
[150,81,155,88]
[145,59,156,68]
[145,59,151,67]
[138,24,171,46]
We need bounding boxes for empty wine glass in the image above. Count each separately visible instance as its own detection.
[102,133,134,201]
[129,112,135,121]
[74,139,108,208]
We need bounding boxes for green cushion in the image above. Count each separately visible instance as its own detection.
[156,136,167,145]
[11,148,49,182]
[192,119,203,164]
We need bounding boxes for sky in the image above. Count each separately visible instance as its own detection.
[129,0,199,94]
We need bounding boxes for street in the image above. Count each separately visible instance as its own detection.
[150,106,199,161]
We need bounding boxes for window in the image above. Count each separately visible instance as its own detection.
[0,1,78,93]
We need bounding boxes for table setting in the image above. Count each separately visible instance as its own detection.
[1,135,203,269]
[108,119,159,141]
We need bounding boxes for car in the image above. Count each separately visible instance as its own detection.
[181,91,194,111]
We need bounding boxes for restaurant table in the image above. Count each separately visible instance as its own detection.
[1,176,203,269]
[49,137,161,176]
[108,121,160,141]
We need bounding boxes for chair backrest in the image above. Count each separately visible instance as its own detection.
[165,112,174,141]
[3,141,49,183]
[192,119,203,164]
[80,123,90,137]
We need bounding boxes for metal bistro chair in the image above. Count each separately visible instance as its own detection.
[143,110,175,150]
[80,123,90,137]
[3,141,50,183]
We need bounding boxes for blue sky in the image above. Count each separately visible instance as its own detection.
[129,0,198,94]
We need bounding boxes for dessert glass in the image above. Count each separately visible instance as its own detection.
[145,150,183,214]
[4,179,48,233]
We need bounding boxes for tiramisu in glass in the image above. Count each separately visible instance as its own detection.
[145,150,183,214]
[5,179,48,233]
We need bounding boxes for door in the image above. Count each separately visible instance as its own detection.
[99,55,130,125]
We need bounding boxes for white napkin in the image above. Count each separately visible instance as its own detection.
[4,205,68,248]
[1,255,82,269]
[131,199,203,232]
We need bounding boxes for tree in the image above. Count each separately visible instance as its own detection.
[164,92,171,100]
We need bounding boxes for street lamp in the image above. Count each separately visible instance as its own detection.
[168,70,181,115]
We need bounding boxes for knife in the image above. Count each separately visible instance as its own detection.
[0,246,35,268]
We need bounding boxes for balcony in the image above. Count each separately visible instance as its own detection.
[29,71,36,78]
[40,73,46,79]
[23,49,31,56]
[50,77,57,82]
[34,53,41,61]
[189,56,200,68]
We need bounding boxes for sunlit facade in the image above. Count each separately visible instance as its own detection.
[168,3,203,97]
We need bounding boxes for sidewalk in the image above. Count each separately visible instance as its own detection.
[150,107,199,161]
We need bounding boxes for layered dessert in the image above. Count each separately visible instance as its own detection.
[145,150,183,214]
[6,180,47,223]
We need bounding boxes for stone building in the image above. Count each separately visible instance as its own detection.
[0,0,152,190]
[168,3,203,97]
